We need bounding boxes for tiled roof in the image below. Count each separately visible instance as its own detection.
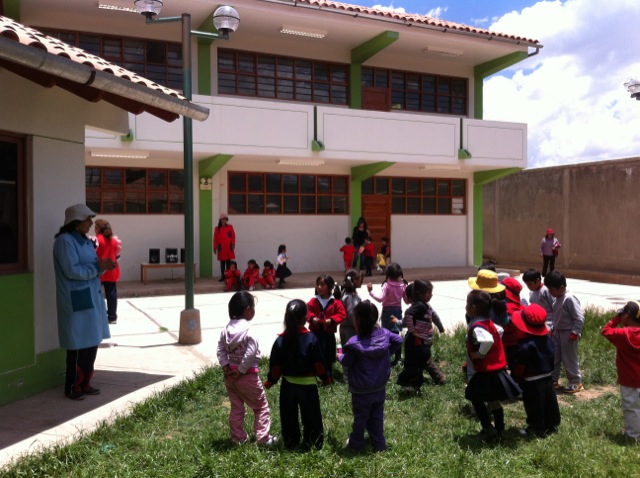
[294,0,539,45]
[0,15,206,122]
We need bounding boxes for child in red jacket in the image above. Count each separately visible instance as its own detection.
[259,260,276,289]
[307,274,346,380]
[242,259,260,291]
[363,236,375,277]
[340,238,357,272]
[602,301,640,441]
[224,261,242,292]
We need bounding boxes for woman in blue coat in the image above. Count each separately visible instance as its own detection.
[53,204,115,400]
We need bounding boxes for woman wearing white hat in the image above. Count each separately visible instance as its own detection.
[53,204,115,400]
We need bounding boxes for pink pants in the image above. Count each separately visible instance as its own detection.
[224,373,272,444]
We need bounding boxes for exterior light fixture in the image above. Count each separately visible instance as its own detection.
[131,1,239,344]
[624,78,640,101]
[277,159,325,166]
[421,46,463,57]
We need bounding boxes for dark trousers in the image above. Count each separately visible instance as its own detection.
[65,346,98,396]
[364,256,374,276]
[522,376,561,435]
[542,255,556,277]
[313,330,336,379]
[280,379,324,449]
[352,250,363,270]
[219,259,231,280]
[397,334,430,389]
[349,389,387,451]
[471,401,504,432]
[102,281,118,322]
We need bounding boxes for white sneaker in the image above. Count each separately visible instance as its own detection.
[261,435,278,446]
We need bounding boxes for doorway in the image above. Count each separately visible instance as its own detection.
[362,196,390,247]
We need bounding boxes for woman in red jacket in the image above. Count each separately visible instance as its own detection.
[213,213,236,282]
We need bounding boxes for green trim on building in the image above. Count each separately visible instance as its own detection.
[4,0,20,20]
[473,51,528,120]
[0,273,35,374]
[199,154,233,278]
[349,31,398,110]
[195,13,217,96]
[473,168,521,265]
[350,162,394,227]
[0,348,66,407]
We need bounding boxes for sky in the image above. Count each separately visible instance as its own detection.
[357,0,640,168]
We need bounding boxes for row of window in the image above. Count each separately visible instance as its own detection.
[85,167,185,214]
[0,134,26,274]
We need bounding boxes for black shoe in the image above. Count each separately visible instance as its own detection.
[109,320,117,325]
[65,391,85,401]
[84,387,101,396]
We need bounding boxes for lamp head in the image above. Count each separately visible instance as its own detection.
[134,0,163,20]
[213,5,240,37]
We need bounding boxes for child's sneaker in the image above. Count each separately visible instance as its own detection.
[477,426,499,441]
[260,435,278,446]
[563,383,584,394]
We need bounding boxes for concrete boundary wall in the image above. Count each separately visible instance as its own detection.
[483,157,640,284]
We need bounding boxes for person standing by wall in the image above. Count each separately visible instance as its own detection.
[351,217,369,271]
[54,204,115,400]
[94,219,121,325]
[540,228,561,277]
[213,212,236,282]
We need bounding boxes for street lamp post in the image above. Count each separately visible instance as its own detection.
[624,78,640,101]
[134,1,239,344]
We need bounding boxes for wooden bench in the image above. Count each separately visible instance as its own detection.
[140,263,196,285]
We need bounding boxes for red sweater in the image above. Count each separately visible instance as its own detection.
[363,242,375,258]
[340,244,356,265]
[307,296,346,334]
[602,316,640,388]
[96,234,120,283]
[242,267,260,287]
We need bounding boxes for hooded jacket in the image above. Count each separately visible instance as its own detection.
[602,315,640,388]
[369,280,407,307]
[339,327,402,394]
[216,318,261,374]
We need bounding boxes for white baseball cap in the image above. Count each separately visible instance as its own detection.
[64,204,96,226]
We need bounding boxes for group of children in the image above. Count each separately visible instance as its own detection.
[223,244,292,292]
[216,258,640,449]
[340,236,390,276]
[217,261,449,451]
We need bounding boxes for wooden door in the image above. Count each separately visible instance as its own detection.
[362,196,390,246]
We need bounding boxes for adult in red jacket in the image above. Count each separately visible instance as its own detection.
[213,213,236,282]
[95,219,121,324]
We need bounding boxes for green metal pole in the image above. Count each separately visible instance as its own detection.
[182,13,195,310]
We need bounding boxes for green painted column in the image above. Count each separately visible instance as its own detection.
[4,0,20,20]
[473,168,521,265]
[195,13,217,96]
[198,154,233,278]
[350,162,394,227]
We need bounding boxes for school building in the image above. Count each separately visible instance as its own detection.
[0,0,537,404]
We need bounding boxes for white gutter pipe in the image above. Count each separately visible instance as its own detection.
[0,36,210,122]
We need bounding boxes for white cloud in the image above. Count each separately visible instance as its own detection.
[426,6,447,18]
[371,3,407,13]
[483,0,640,167]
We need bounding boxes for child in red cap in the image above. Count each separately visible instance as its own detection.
[510,303,561,437]
[540,228,561,277]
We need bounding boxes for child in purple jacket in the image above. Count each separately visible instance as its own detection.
[338,300,403,452]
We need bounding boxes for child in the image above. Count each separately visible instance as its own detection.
[523,269,554,327]
[264,299,331,449]
[242,259,260,291]
[259,260,276,289]
[509,304,561,437]
[367,262,409,366]
[340,237,357,272]
[465,290,522,440]
[307,274,346,380]
[337,269,365,381]
[363,236,376,277]
[601,301,640,441]
[493,277,527,371]
[540,228,561,277]
[544,271,584,393]
[216,291,277,446]
[397,280,446,392]
[224,261,242,292]
[275,244,292,289]
[338,300,403,452]
[377,237,390,274]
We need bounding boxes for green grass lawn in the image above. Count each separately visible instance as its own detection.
[5,308,640,478]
